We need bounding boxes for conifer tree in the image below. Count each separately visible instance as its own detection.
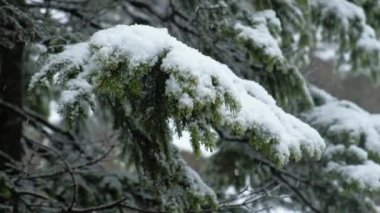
[2,0,380,212]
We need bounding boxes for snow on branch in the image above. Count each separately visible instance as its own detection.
[303,99,380,191]
[304,100,380,157]
[30,24,325,166]
[308,84,337,106]
[312,0,366,31]
[326,160,380,191]
[233,10,314,113]
[311,0,380,77]
[234,10,283,62]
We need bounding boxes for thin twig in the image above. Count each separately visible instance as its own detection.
[24,141,117,180]
[22,136,78,211]
[271,169,320,213]
[69,196,163,213]
[0,99,74,140]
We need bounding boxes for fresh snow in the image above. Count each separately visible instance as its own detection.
[312,0,380,53]
[323,144,345,159]
[326,161,380,190]
[252,10,282,31]
[372,114,380,132]
[235,25,282,60]
[234,10,283,60]
[31,24,325,165]
[60,78,93,104]
[357,25,380,52]
[323,144,368,162]
[29,42,90,89]
[90,26,173,68]
[312,0,365,30]
[183,165,217,198]
[305,98,380,191]
[304,100,380,157]
[313,44,337,62]
[308,85,336,104]
[347,145,368,162]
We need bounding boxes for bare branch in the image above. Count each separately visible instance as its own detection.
[271,169,320,213]
[22,135,78,211]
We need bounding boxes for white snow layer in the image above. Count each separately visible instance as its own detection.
[323,144,368,162]
[357,25,380,52]
[314,47,336,61]
[304,100,380,157]
[31,24,325,165]
[305,99,380,191]
[326,161,380,190]
[308,85,337,104]
[234,10,283,60]
[184,165,217,198]
[312,0,380,53]
[254,10,282,30]
[312,0,365,30]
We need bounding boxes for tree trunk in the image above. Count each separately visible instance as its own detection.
[0,44,24,169]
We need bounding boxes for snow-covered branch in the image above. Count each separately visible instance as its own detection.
[30,24,325,166]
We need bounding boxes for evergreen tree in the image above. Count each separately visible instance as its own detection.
[1,0,380,212]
